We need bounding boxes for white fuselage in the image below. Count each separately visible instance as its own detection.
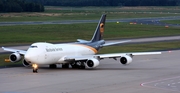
[24,42,97,65]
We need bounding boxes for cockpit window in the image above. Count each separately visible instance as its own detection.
[30,46,38,48]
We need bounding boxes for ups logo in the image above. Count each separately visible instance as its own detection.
[100,23,104,35]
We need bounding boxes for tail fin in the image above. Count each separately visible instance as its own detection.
[90,14,106,42]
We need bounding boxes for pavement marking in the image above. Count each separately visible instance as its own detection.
[141,76,180,92]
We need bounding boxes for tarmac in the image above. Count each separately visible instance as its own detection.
[0,50,180,93]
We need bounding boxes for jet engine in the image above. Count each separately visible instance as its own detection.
[85,58,100,68]
[9,53,22,62]
[22,59,31,67]
[120,56,132,65]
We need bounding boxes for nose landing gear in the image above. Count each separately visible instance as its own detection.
[32,64,38,73]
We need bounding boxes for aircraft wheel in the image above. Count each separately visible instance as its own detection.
[71,63,78,69]
[33,69,38,73]
[62,64,69,68]
[32,64,38,73]
[78,62,86,69]
[49,64,57,69]
[71,62,85,69]
[79,65,85,69]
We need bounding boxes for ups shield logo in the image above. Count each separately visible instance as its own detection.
[100,23,104,36]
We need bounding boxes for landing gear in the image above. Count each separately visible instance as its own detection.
[33,69,38,73]
[62,63,69,68]
[49,64,57,69]
[70,61,86,69]
[32,64,38,73]
[70,63,78,69]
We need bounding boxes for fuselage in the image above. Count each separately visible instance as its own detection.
[24,42,97,65]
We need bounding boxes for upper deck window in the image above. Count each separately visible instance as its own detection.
[30,46,38,48]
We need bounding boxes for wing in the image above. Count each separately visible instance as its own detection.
[64,52,161,61]
[64,51,161,68]
[2,47,26,55]
[97,52,161,58]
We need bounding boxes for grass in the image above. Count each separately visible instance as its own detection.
[161,20,180,24]
[99,41,180,54]
[0,22,180,46]
[45,6,180,13]
[0,6,180,22]
[0,54,22,67]
[0,13,178,22]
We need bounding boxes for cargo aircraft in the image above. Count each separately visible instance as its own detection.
[2,14,161,73]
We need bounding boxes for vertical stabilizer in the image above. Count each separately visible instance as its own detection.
[90,14,106,42]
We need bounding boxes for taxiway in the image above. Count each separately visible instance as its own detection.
[0,50,180,93]
[0,16,180,27]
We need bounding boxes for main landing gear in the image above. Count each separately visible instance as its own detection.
[49,64,57,69]
[70,61,86,69]
[32,64,38,73]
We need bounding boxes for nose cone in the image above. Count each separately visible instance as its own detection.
[25,53,37,63]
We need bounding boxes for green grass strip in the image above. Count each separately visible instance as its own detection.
[0,22,180,46]
[161,20,180,24]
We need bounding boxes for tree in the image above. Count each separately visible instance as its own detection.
[25,0,180,6]
[0,0,44,13]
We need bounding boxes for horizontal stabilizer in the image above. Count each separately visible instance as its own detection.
[103,40,131,47]
[77,39,90,43]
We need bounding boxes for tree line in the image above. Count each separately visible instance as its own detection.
[0,0,44,13]
[26,0,180,6]
[1,0,179,12]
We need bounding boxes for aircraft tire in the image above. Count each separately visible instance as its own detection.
[78,66,85,69]
[71,64,78,69]
[62,64,69,68]
[49,64,57,69]
[33,69,38,73]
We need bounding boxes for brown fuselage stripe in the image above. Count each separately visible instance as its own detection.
[70,44,98,54]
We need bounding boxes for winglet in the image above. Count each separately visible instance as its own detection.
[1,47,6,51]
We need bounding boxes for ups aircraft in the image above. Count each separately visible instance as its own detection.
[2,14,161,73]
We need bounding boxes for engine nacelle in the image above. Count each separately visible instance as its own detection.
[85,58,100,68]
[120,56,132,65]
[9,53,22,63]
[22,59,31,67]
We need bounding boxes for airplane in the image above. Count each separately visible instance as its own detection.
[2,14,161,73]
